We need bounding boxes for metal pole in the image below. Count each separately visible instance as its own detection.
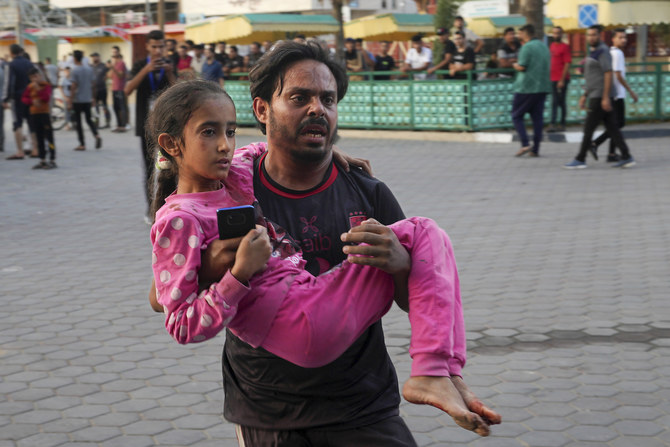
[15,0,24,47]
[158,0,165,31]
[145,0,153,25]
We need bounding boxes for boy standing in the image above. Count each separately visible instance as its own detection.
[22,68,56,169]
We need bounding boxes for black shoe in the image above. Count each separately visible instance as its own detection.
[588,143,598,161]
[606,153,620,163]
[95,136,102,149]
[32,161,52,170]
[546,125,558,133]
[48,161,58,169]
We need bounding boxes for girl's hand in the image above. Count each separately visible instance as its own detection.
[230,225,272,284]
[332,145,373,176]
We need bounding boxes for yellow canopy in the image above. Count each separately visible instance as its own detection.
[185,14,339,45]
[546,0,670,30]
[344,13,436,41]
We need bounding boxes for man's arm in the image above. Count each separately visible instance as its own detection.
[432,52,453,73]
[473,38,484,54]
[615,70,638,102]
[602,70,613,112]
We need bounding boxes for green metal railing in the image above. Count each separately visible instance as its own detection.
[225,62,670,132]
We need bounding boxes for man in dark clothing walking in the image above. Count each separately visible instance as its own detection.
[564,25,635,169]
[90,52,111,129]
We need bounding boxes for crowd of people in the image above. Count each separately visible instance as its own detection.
[1,19,638,173]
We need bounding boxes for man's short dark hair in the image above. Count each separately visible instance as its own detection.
[553,26,563,33]
[588,24,603,32]
[249,40,348,135]
[504,27,515,35]
[45,57,52,63]
[9,44,23,56]
[454,31,465,38]
[295,34,306,40]
[27,67,39,76]
[194,44,205,50]
[411,34,422,43]
[230,45,238,53]
[355,38,363,44]
[167,38,177,45]
[147,30,164,41]
[520,24,535,36]
[73,50,84,62]
[90,52,100,57]
[613,27,627,37]
[186,40,195,46]
[112,45,120,52]
[455,15,464,21]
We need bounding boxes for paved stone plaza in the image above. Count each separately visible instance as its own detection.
[1,122,669,446]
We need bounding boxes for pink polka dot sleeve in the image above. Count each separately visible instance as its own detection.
[151,211,250,344]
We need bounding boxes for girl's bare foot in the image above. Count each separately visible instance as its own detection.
[451,376,502,425]
[403,376,491,436]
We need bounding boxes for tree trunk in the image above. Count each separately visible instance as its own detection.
[332,0,345,66]
[520,0,544,41]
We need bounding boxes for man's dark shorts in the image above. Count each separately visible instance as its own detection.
[236,416,418,447]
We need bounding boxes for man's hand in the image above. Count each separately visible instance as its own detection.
[340,218,410,275]
[200,237,241,284]
[579,95,586,110]
[557,79,565,90]
[426,66,436,75]
[631,91,639,103]
[332,145,373,176]
[601,96,612,112]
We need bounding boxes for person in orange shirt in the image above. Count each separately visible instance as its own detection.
[22,68,56,169]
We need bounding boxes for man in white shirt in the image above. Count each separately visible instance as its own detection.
[401,34,433,80]
[591,28,638,162]
[190,44,206,76]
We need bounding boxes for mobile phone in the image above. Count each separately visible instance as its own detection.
[217,205,256,240]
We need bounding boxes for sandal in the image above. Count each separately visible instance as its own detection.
[515,146,532,157]
[6,154,25,160]
[74,146,86,151]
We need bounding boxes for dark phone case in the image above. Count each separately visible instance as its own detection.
[217,206,256,240]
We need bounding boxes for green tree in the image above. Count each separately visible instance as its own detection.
[432,0,462,65]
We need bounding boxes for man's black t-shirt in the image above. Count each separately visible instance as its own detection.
[225,55,245,71]
[222,154,406,430]
[129,59,171,137]
[450,47,476,80]
[374,55,395,80]
[441,40,457,62]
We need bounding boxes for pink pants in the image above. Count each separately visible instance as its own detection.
[229,217,466,377]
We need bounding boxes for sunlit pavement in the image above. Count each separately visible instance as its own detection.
[1,121,669,446]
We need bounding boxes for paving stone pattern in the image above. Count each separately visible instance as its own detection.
[1,123,669,446]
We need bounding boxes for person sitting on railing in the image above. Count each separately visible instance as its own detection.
[449,32,475,80]
[427,28,456,79]
[402,34,434,80]
[497,27,519,78]
[374,41,396,80]
[344,38,365,81]
[223,46,245,79]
